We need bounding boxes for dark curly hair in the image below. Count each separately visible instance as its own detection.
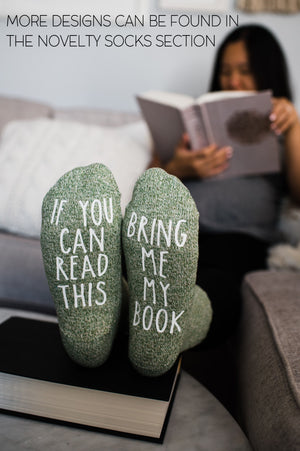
[209,24,292,100]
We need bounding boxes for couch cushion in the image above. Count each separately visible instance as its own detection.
[0,96,53,133]
[0,232,54,313]
[238,270,300,450]
[0,118,151,238]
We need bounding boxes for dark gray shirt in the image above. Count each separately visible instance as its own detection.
[184,174,283,243]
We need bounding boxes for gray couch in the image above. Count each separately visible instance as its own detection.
[238,270,300,450]
[0,95,299,450]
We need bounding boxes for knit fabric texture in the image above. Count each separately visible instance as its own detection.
[41,163,122,367]
[122,168,212,376]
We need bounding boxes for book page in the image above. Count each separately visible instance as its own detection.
[196,90,257,105]
[138,91,194,109]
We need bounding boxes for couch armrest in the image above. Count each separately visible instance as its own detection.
[237,270,300,450]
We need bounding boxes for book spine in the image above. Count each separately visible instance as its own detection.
[181,106,208,150]
[200,104,215,144]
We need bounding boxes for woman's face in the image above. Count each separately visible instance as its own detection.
[219,40,257,91]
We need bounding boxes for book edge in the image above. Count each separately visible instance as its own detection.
[0,370,173,439]
[137,91,194,110]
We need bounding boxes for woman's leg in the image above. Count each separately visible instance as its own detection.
[183,233,268,416]
[196,232,268,346]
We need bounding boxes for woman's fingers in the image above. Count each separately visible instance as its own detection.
[194,145,233,178]
[169,134,233,179]
[270,98,298,135]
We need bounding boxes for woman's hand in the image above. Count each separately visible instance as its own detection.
[164,133,233,180]
[270,97,299,136]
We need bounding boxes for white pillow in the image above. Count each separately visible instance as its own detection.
[0,118,152,238]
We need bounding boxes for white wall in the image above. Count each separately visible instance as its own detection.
[0,0,299,112]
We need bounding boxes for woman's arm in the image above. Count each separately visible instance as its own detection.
[271,98,300,203]
[150,133,233,180]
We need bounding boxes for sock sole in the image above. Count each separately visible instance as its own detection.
[41,163,122,367]
[122,168,201,376]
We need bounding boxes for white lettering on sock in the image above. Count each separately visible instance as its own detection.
[143,277,156,304]
[51,199,67,225]
[126,215,189,249]
[50,198,59,224]
[175,219,187,247]
[95,281,107,305]
[156,309,168,333]
[89,227,104,252]
[88,282,93,307]
[133,301,141,326]
[138,215,148,243]
[97,254,108,277]
[60,228,71,254]
[142,305,153,330]
[56,257,69,281]
[159,281,170,307]
[58,284,69,309]
[157,219,172,247]
[73,229,87,254]
[159,251,168,278]
[91,199,102,225]
[170,310,185,334]
[78,200,89,227]
[79,198,113,226]
[50,194,115,314]
[141,247,157,275]
[70,255,78,280]
[73,283,86,308]
[81,255,96,279]
[150,217,157,245]
[127,211,137,237]
[127,209,192,337]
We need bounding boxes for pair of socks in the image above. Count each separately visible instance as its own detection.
[41,163,212,376]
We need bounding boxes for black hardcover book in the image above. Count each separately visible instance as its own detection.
[0,316,181,442]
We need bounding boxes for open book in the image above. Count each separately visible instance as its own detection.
[136,90,281,179]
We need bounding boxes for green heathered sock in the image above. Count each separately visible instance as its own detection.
[181,285,212,352]
[41,163,122,367]
[122,168,212,376]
